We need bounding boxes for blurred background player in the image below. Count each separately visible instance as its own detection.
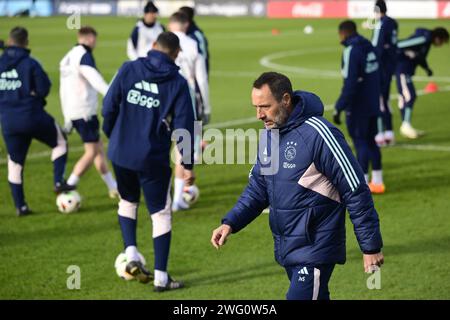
[0,26,73,216]
[59,26,118,198]
[371,0,398,146]
[102,32,195,291]
[334,20,385,194]
[179,6,210,80]
[395,26,449,139]
[179,6,212,164]
[168,12,210,212]
[127,1,164,61]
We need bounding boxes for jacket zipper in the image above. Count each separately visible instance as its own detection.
[271,139,283,262]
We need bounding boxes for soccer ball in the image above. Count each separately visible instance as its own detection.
[114,252,147,281]
[182,185,200,205]
[56,191,81,213]
[303,25,314,35]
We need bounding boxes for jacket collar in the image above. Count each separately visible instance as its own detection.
[4,46,30,55]
[141,19,156,28]
[278,96,303,134]
[341,33,359,47]
[77,43,92,52]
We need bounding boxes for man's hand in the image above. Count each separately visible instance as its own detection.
[404,50,417,59]
[363,252,384,273]
[211,224,232,249]
[333,110,342,125]
[62,121,73,135]
[183,169,196,186]
[426,68,433,77]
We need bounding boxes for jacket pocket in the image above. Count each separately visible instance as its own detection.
[276,208,313,260]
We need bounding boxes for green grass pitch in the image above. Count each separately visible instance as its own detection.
[0,16,450,299]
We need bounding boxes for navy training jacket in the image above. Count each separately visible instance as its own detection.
[371,15,398,72]
[0,46,51,130]
[102,50,195,172]
[335,34,381,118]
[396,28,432,76]
[222,91,383,267]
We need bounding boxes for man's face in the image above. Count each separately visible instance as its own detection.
[89,35,97,49]
[144,12,157,24]
[252,84,291,129]
[79,34,97,50]
[168,21,188,33]
[433,37,446,47]
[338,30,346,42]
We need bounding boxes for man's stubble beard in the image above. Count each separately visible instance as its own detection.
[272,104,290,129]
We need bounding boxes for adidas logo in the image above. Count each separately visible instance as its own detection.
[0,69,19,79]
[298,267,309,275]
[134,81,159,94]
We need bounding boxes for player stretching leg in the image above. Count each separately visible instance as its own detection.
[59,26,118,198]
[396,27,449,139]
[0,27,73,216]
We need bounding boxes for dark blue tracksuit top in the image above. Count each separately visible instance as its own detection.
[396,28,433,76]
[335,34,381,118]
[0,46,51,133]
[102,50,195,172]
[372,15,398,73]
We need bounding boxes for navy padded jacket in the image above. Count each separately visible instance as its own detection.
[223,91,383,267]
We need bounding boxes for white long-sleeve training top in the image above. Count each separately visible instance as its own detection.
[59,44,109,122]
[172,31,210,116]
[127,20,164,61]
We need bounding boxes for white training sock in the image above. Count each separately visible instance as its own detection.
[154,269,168,287]
[173,177,184,204]
[125,245,140,262]
[372,170,383,185]
[101,172,117,190]
[67,174,80,186]
[364,174,369,184]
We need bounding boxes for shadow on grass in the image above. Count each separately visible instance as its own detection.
[383,173,450,193]
[346,235,450,262]
[179,260,280,288]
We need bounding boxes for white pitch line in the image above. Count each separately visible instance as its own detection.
[2,63,450,165]
[205,82,450,129]
[2,86,450,166]
[260,48,342,79]
[204,117,257,129]
[396,144,450,152]
[260,48,450,83]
